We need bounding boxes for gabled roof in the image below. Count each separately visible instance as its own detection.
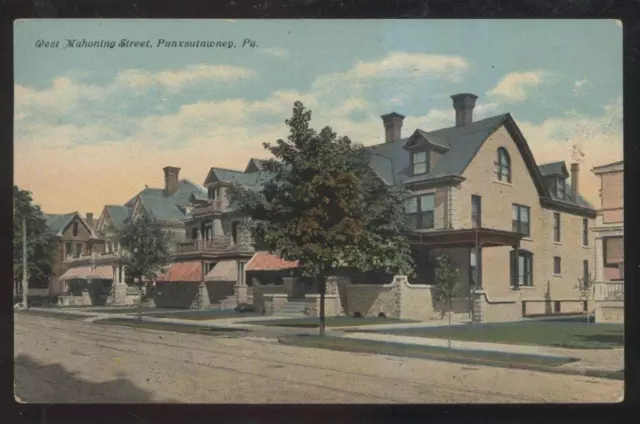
[124,179,207,224]
[104,205,132,230]
[538,161,569,178]
[204,167,276,192]
[245,158,269,173]
[365,112,594,215]
[43,211,98,238]
[366,114,510,186]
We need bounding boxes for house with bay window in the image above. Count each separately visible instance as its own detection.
[591,160,624,323]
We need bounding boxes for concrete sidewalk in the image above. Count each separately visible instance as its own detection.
[342,332,568,358]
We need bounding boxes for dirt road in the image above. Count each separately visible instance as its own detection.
[14,313,623,403]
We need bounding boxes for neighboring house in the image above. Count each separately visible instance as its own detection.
[201,93,598,321]
[591,160,624,322]
[43,211,103,297]
[60,166,207,306]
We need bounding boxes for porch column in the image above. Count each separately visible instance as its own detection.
[196,260,210,310]
[235,260,248,304]
[512,243,520,290]
[595,236,604,282]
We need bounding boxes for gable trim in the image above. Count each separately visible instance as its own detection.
[404,131,449,153]
[59,213,95,238]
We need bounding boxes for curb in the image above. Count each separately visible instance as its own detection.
[277,336,624,381]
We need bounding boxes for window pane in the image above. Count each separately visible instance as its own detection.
[413,162,427,174]
[419,211,434,229]
[420,194,435,211]
[413,151,427,163]
[521,207,529,223]
[518,256,525,284]
[499,149,508,165]
[512,219,518,233]
[404,198,417,214]
[512,205,518,220]
[470,251,477,267]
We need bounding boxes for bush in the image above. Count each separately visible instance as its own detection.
[353,312,363,318]
[377,312,387,319]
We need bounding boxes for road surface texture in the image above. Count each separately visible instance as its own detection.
[14,313,623,404]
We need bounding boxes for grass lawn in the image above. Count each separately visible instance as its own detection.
[96,318,247,335]
[243,316,418,328]
[279,335,580,368]
[357,321,624,350]
[142,309,261,321]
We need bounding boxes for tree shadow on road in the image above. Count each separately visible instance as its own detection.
[14,354,157,403]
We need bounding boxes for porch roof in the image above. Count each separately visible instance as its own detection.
[406,227,523,248]
[58,266,92,281]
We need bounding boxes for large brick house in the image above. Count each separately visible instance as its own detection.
[43,212,103,297]
[59,166,207,305]
[183,93,597,322]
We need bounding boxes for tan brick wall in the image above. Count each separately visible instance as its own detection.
[253,285,289,312]
[399,282,439,320]
[600,172,623,223]
[343,283,398,317]
[457,126,595,312]
[595,300,624,323]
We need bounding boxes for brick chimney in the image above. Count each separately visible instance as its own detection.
[163,166,181,197]
[571,163,580,199]
[381,112,405,143]
[86,213,94,227]
[451,93,478,127]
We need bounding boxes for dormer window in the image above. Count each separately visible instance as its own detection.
[556,178,566,200]
[496,147,511,183]
[411,151,429,175]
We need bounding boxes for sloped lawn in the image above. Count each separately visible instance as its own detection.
[355,321,624,350]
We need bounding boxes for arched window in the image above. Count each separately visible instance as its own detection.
[496,147,511,183]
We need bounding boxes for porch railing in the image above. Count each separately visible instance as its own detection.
[595,281,624,301]
[175,238,254,255]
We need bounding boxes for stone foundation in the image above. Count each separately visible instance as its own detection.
[595,300,624,323]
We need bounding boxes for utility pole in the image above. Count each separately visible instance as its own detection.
[22,216,28,309]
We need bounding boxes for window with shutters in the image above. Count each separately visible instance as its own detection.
[603,236,623,267]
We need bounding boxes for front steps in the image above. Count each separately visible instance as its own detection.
[273,300,307,317]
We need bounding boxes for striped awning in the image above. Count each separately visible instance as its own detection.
[246,252,298,272]
[58,266,92,281]
[205,260,237,282]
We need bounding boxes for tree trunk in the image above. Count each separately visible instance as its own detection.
[319,275,326,337]
[138,278,144,322]
[447,297,452,350]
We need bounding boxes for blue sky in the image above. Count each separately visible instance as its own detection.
[14,19,623,214]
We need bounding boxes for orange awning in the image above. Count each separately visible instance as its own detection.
[246,252,298,272]
[157,261,203,282]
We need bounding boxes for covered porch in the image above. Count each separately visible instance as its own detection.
[57,265,115,306]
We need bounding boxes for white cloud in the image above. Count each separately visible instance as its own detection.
[115,64,256,92]
[573,78,590,95]
[352,52,470,81]
[516,97,622,204]
[488,70,552,102]
[259,48,289,58]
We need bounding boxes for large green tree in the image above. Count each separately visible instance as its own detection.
[229,101,414,335]
[117,212,173,320]
[13,186,56,292]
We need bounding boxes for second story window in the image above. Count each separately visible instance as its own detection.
[471,195,482,228]
[76,243,82,257]
[553,256,562,275]
[405,194,435,230]
[191,227,198,240]
[65,242,72,258]
[208,187,216,200]
[72,222,79,237]
[512,204,530,237]
[496,147,511,183]
[556,178,566,200]
[582,218,589,246]
[411,151,429,175]
[553,212,561,242]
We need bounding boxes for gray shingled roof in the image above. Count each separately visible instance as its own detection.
[105,205,132,229]
[538,161,568,177]
[245,158,269,173]
[44,213,76,234]
[366,114,509,186]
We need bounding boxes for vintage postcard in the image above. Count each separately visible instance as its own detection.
[13,19,623,403]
